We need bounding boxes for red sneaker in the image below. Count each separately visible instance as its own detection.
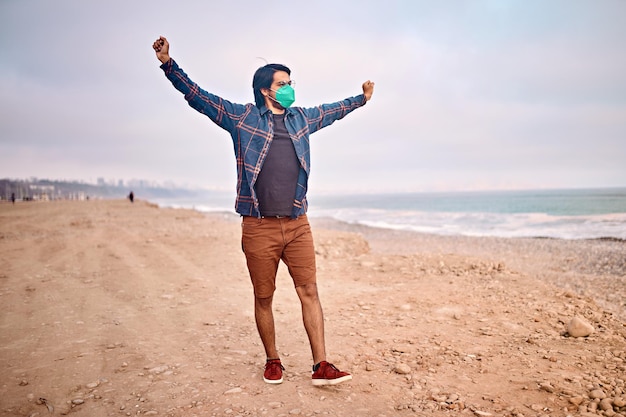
[263,359,284,384]
[311,361,352,386]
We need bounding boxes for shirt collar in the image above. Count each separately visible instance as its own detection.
[259,105,293,117]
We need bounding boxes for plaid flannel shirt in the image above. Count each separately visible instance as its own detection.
[161,59,367,218]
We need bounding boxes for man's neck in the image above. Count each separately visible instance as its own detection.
[265,98,285,114]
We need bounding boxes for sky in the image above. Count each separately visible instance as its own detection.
[1,0,625,195]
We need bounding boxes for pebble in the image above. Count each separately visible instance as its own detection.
[590,389,607,399]
[567,316,594,337]
[394,363,412,375]
[446,394,459,403]
[540,382,555,393]
[569,396,585,406]
[223,387,242,395]
[599,398,613,411]
[147,365,169,375]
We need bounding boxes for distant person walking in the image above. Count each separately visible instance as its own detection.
[153,36,374,386]
[11,193,16,204]
[128,191,134,203]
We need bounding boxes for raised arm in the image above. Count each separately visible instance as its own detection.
[302,80,375,134]
[151,36,247,133]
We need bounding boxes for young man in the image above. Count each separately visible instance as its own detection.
[153,36,374,386]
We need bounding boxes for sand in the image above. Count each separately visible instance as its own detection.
[1,200,624,417]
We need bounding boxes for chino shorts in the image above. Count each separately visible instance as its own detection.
[241,214,317,298]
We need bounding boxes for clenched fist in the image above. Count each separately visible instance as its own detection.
[153,36,170,64]
[362,80,375,101]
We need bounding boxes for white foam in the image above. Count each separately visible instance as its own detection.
[309,208,626,240]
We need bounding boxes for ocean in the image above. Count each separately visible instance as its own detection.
[153,187,626,240]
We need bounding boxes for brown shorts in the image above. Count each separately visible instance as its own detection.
[241,215,316,298]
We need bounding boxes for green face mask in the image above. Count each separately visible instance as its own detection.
[272,85,295,108]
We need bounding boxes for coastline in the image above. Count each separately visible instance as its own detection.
[152,186,626,241]
[309,216,626,321]
[168,205,626,319]
[1,200,625,416]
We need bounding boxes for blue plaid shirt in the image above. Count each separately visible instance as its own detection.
[161,59,368,218]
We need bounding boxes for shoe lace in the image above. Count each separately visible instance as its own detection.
[315,361,341,376]
[328,363,340,372]
[266,360,284,373]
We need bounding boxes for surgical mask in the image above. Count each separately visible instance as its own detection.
[271,84,296,108]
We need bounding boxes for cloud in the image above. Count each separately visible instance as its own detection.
[1,0,625,192]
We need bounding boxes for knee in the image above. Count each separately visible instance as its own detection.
[296,283,319,301]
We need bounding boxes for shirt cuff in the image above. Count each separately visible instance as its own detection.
[159,58,174,73]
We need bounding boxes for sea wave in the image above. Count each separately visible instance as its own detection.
[308,208,626,240]
[151,189,626,240]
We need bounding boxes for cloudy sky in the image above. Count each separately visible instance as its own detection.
[1,0,625,194]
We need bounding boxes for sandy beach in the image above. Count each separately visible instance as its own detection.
[1,199,624,417]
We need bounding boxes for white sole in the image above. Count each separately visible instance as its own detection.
[312,375,352,386]
[263,376,283,384]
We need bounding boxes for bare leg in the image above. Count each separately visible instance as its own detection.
[295,283,326,364]
[255,295,279,359]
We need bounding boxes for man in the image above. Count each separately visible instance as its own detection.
[152,36,374,386]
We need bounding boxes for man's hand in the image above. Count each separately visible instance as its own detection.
[153,36,170,64]
[362,80,375,101]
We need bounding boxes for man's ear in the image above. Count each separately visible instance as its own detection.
[261,88,269,97]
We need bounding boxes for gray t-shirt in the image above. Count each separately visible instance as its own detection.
[255,113,300,216]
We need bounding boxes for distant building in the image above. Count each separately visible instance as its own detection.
[29,184,55,201]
